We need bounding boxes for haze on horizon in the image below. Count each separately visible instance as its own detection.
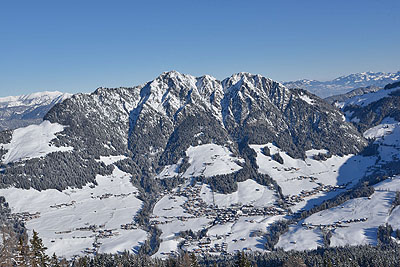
[1,0,399,97]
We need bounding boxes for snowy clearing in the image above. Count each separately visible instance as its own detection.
[363,117,400,164]
[200,179,277,208]
[157,144,244,179]
[199,215,283,254]
[276,226,323,251]
[0,120,73,164]
[96,155,128,165]
[298,94,315,105]
[363,117,399,139]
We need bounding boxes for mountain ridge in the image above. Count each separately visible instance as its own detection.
[0,91,71,131]
[284,71,400,98]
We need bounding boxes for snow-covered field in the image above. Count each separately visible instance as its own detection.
[0,167,146,258]
[277,175,400,250]
[0,120,73,164]
[157,144,244,179]
[363,117,399,139]
[277,226,323,251]
[251,144,376,212]
[200,215,283,254]
[96,155,128,166]
[363,117,400,163]
[200,179,277,208]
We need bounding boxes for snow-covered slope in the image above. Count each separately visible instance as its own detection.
[157,144,244,179]
[284,71,400,98]
[337,81,400,134]
[1,120,73,164]
[276,108,400,251]
[0,91,71,131]
[336,86,400,108]
[277,175,400,250]
[251,144,376,212]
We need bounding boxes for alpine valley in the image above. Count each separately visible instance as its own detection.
[1,71,400,263]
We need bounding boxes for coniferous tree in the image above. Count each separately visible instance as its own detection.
[190,253,199,267]
[0,227,15,266]
[180,252,192,267]
[50,253,60,267]
[15,237,30,266]
[235,251,251,267]
[30,230,50,267]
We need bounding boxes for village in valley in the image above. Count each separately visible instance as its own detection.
[148,171,351,257]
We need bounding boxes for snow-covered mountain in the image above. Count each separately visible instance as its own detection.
[336,80,400,133]
[0,91,71,131]
[0,71,399,258]
[284,71,400,98]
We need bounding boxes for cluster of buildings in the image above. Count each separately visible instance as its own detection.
[214,205,285,225]
[50,200,76,209]
[152,182,285,228]
[183,237,229,254]
[301,217,368,230]
[8,211,40,222]
[150,181,288,256]
[91,191,137,200]
[284,184,345,205]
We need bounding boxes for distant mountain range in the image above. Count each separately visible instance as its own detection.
[0,91,71,131]
[284,71,400,98]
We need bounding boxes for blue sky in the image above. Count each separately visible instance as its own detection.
[0,0,399,96]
